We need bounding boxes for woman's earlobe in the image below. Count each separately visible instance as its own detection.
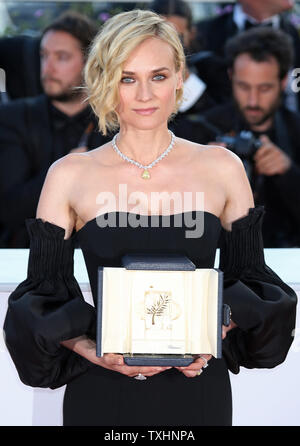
[176,75,184,90]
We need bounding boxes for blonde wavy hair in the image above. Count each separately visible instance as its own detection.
[84,9,186,135]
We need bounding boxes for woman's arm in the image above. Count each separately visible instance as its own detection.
[37,155,170,378]
[215,146,255,230]
[36,154,79,239]
[216,147,254,334]
[61,335,173,378]
[213,147,297,373]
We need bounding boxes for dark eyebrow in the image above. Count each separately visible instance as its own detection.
[122,67,171,75]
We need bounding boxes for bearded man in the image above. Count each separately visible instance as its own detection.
[200,27,300,247]
[0,11,110,247]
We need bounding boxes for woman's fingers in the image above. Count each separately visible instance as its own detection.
[102,353,124,366]
[175,354,212,378]
[124,366,171,378]
[196,354,212,366]
[181,369,200,378]
[176,354,211,371]
[100,354,171,377]
[222,320,238,339]
[222,325,227,339]
[99,353,213,378]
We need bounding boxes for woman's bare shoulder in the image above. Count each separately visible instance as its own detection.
[186,140,252,196]
[48,151,89,174]
[177,138,254,227]
[202,143,244,171]
[48,142,112,178]
[36,144,112,236]
[198,144,254,227]
[176,137,243,169]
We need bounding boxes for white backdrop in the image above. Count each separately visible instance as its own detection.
[0,249,299,426]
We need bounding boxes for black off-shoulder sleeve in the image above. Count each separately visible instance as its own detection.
[219,205,298,374]
[3,218,97,389]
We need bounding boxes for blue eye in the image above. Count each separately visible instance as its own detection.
[121,74,166,83]
[121,77,134,83]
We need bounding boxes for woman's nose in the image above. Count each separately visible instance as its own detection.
[136,80,153,101]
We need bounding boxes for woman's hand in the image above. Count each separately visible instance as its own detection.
[175,354,212,378]
[60,335,171,378]
[61,320,238,379]
[222,320,237,339]
[175,321,238,378]
[97,353,172,378]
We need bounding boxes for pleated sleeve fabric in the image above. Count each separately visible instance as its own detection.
[219,205,298,374]
[3,218,97,389]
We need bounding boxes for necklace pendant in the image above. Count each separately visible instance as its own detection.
[112,130,175,180]
[141,169,151,179]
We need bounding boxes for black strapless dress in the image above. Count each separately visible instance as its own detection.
[3,207,297,426]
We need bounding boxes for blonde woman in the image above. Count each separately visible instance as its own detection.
[4,10,297,426]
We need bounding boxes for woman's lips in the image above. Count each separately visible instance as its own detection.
[133,107,158,115]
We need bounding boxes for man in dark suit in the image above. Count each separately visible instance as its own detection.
[197,0,300,110]
[0,11,110,248]
[197,0,298,56]
[198,27,300,248]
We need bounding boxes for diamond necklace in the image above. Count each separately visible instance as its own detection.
[111,130,175,179]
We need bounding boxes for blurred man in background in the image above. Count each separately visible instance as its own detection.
[149,0,228,142]
[0,11,109,248]
[197,0,297,55]
[197,0,300,110]
[200,27,300,248]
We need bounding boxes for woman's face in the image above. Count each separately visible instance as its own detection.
[116,37,183,131]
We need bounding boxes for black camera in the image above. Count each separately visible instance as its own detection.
[216,130,264,192]
[216,130,262,160]
[184,115,264,192]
